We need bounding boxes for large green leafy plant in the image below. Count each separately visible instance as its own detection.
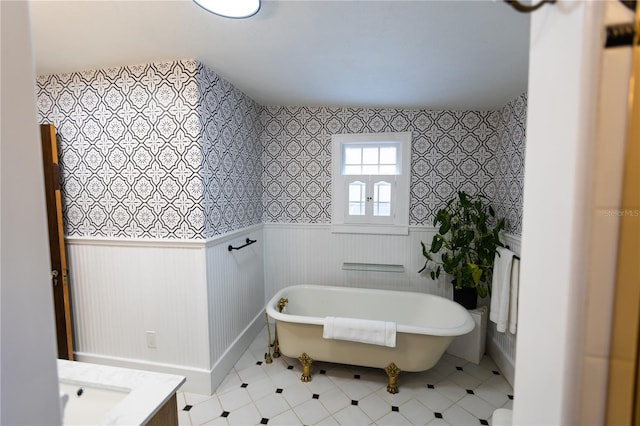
[419,191,505,298]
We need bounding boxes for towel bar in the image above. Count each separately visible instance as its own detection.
[228,238,257,252]
[505,245,521,261]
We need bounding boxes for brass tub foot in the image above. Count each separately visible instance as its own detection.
[273,298,287,358]
[264,312,273,364]
[384,362,401,394]
[298,353,314,383]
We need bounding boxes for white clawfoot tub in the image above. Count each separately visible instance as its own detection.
[266,285,475,393]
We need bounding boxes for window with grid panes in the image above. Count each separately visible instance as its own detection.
[331,132,411,235]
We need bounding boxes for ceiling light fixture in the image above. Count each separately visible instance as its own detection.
[193,0,261,19]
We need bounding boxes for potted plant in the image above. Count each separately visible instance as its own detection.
[419,191,505,309]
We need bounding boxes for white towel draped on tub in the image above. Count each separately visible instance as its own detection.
[490,247,520,333]
[323,316,397,347]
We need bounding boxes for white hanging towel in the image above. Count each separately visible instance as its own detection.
[490,247,516,333]
[508,258,520,334]
[322,316,397,347]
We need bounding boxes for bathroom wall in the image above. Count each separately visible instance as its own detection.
[37,60,205,238]
[196,62,266,391]
[36,59,264,238]
[261,106,500,299]
[261,95,526,384]
[36,59,265,394]
[1,2,62,423]
[36,57,526,392]
[493,93,527,235]
[486,93,527,385]
[197,63,264,237]
[261,106,501,225]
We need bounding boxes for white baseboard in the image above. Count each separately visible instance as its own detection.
[487,335,515,387]
[209,310,266,394]
[74,311,266,396]
[73,353,213,395]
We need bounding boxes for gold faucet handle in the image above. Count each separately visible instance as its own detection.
[277,298,288,312]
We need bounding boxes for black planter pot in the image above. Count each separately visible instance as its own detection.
[452,282,478,310]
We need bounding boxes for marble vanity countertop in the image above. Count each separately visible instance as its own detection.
[57,359,186,425]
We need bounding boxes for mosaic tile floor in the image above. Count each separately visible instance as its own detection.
[176,326,513,425]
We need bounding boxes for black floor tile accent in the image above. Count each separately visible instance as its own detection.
[241,383,248,388]
[312,394,320,399]
[435,412,443,419]
[480,420,489,425]
[275,388,283,394]
[260,418,269,424]
[221,411,230,418]
[456,366,464,371]
[354,374,360,379]
[256,361,263,365]
[320,369,327,374]
[508,394,514,400]
[427,384,435,389]
[351,400,358,406]
[493,370,500,375]
[182,405,192,411]
[466,389,475,394]
[287,365,294,370]
[392,406,399,412]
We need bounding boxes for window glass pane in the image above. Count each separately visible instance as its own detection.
[362,165,379,175]
[344,147,361,165]
[379,147,397,164]
[362,147,379,165]
[344,165,362,175]
[373,181,391,216]
[349,203,365,216]
[379,165,397,175]
[374,204,391,216]
[374,203,391,216]
[348,181,366,216]
[342,143,400,175]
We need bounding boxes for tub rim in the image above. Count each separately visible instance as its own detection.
[266,284,475,337]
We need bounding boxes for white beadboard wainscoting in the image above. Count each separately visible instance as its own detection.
[262,223,451,298]
[66,223,516,395]
[263,222,519,384]
[66,224,265,395]
[205,227,265,393]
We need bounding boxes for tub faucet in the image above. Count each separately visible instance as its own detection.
[277,298,288,312]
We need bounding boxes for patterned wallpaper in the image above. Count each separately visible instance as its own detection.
[36,59,263,239]
[494,93,527,235]
[261,107,506,225]
[36,56,526,239]
[197,63,263,237]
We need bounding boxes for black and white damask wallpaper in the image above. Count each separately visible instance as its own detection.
[260,106,521,227]
[197,63,263,237]
[494,93,527,235]
[36,59,264,239]
[36,57,526,239]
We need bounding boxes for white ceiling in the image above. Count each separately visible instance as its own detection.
[29,0,530,110]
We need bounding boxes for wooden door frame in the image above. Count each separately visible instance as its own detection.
[605,12,640,425]
[40,124,74,360]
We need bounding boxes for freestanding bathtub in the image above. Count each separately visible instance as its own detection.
[266,285,475,393]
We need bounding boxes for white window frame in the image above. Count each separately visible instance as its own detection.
[331,131,411,235]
